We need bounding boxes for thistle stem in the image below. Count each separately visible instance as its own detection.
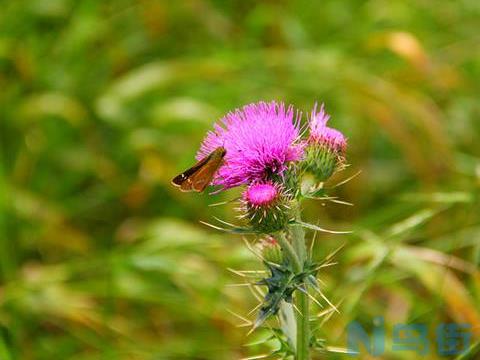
[296,286,309,360]
[291,221,306,267]
[291,221,309,360]
[277,221,310,359]
[276,232,301,273]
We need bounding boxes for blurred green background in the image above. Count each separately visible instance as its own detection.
[1,0,479,359]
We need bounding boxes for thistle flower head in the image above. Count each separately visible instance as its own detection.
[197,101,304,189]
[309,103,347,153]
[303,104,347,181]
[241,181,293,233]
[244,182,279,206]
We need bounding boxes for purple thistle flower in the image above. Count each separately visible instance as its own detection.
[303,103,347,181]
[197,101,304,189]
[241,181,292,233]
[309,103,347,153]
[243,182,280,207]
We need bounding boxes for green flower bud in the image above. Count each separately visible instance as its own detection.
[240,181,293,233]
[303,143,346,181]
[304,103,347,181]
[257,236,283,264]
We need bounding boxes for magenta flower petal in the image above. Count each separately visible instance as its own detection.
[309,103,347,153]
[241,181,292,233]
[244,182,279,207]
[197,101,304,189]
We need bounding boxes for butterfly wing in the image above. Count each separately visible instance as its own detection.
[171,147,226,192]
[189,154,225,192]
[172,155,211,191]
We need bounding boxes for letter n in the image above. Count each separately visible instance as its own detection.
[347,316,385,356]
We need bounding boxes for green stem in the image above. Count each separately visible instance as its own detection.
[291,222,309,360]
[276,232,301,273]
[277,220,310,359]
[296,286,309,360]
[293,206,309,359]
[291,220,306,265]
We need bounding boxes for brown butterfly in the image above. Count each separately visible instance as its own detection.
[171,147,226,192]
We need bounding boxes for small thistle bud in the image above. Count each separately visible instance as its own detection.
[241,181,292,233]
[258,236,283,264]
[303,104,347,181]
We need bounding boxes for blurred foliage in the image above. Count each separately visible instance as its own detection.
[1,0,480,359]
